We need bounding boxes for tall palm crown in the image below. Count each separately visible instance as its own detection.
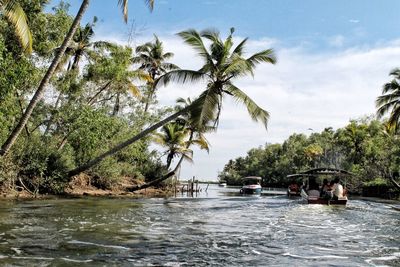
[65,16,98,71]
[1,0,32,53]
[133,35,179,112]
[133,35,178,80]
[376,68,400,132]
[157,28,276,129]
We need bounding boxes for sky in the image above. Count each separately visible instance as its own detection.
[51,0,400,180]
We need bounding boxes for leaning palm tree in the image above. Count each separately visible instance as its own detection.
[132,35,179,112]
[1,0,32,53]
[157,28,276,129]
[376,68,400,132]
[67,28,275,177]
[0,0,154,156]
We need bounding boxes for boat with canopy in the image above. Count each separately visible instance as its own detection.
[287,168,352,205]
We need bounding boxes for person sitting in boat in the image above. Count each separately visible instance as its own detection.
[288,180,299,193]
[332,177,344,199]
[320,179,329,196]
[307,178,320,198]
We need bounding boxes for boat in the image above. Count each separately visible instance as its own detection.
[218,181,227,187]
[240,176,262,194]
[288,168,352,205]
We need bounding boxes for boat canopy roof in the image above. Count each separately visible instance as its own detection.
[287,167,353,178]
[242,176,262,180]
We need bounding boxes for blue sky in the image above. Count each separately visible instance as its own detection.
[60,0,400,50]
[50,1,400,180]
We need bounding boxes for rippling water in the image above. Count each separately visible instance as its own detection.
[0,185,398,266]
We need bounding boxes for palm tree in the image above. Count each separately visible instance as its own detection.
[172,97,213,172]
[153,122,192,169]
[67,28,275,177]
[60,16,98,72]
[157,28,276,129]
[1,0,32,53]
[376,68,400,132]
[0,0,154,156]
[132,35,179,112]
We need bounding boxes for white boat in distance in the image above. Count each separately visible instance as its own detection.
[240,176,262,195]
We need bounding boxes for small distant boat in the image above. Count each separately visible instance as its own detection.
[218,182,227,187]
[288,168,352,205]
[240,176,262,195]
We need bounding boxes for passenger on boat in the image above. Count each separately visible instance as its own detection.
[320,179,329,196]
[332,177,344,199]
[307,178,320,198]
[288,180,299,192]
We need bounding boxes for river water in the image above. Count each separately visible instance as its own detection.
[0,185,398,266]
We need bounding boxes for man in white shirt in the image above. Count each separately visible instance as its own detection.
[332,177,344,199]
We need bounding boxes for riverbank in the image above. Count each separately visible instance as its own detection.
[0,174,174,200]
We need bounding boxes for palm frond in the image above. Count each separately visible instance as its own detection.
[190,87,220,128]
[223,54,252,78]
[232,37,248,56]
[118,0,153,23]
[155,69,206,87]
[246,49,277,69]
[225,83,269,129]
[190,138,210,152]
[178,29,215,67]
[2,0,32,53]
[382,79,400,94]
[128,83,141,98]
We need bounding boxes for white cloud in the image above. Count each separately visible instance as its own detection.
[349,19,360,23]
[95,32,400,181]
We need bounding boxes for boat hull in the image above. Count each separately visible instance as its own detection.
[240,186,262,195]
[307,197,347,205]
[287,190,300,197]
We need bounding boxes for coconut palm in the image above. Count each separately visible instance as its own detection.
[67,28,275,177]
[61,16,98,71]
[153,122,192,169]
[157,28,276,129]
[0,0,154,156]
[376,68,400,132]
[132,35,179,112]
[1,0,32,53]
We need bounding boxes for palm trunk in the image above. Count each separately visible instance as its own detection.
[173,131,194,172]
[14,90,30,137]
[68,104,192,177]
[0,0,90,156]
[43,91,63,137]
[112,93,120,116]
[87,81,112,105]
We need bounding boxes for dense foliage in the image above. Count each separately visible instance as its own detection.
[219,118,400,194]
[0,1,167,194]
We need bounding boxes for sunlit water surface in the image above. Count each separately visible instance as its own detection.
[0,185,398,266]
